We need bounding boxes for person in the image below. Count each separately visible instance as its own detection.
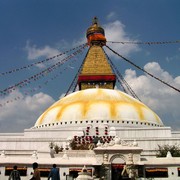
[30,162,41,180]
[48,164,60,180]
[8,165,21,180]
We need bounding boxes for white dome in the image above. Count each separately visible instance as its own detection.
[34,88,163,129]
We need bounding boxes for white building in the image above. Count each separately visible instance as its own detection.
[0,18,180,180]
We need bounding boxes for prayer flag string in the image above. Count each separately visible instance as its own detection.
[0,45,88,107]
[0,43,87,76]
[107,40,180,45]
[0,44,88,96]
[105,45,180,93]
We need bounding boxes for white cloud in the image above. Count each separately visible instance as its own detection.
[0,90,55,132]
[25,41,61,60]
[104,20,140,57]
[124,62,180,129]
[175,76,180,84]
[24,41,65,68]
[165,54,180,63]
[106,12,117,21]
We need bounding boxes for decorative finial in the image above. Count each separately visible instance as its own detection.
[86,17,106,46]
[92,17,98,25]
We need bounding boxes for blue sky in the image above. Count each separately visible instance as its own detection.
[0,0,180,132]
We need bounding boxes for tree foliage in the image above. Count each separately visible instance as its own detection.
[156,144,180,157]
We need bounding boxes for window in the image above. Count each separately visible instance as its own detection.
[5,166,27,176]
[145,168,168,178]
[38,168,51,177]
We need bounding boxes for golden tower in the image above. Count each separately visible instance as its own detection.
[78,17,116,90]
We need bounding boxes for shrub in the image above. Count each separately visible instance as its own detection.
[156,144,180,157]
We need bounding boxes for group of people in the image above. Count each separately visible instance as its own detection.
[9,162,60,180]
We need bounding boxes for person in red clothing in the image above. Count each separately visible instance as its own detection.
[30,162,41,180]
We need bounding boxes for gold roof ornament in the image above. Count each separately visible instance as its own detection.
[86,17,106,46]
[86,17,105,37]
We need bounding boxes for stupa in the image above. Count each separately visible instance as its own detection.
[0,17,179,180]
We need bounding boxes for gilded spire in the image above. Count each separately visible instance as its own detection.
[78,18,116,90]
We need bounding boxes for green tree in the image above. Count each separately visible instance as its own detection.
[156,144,180,157]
